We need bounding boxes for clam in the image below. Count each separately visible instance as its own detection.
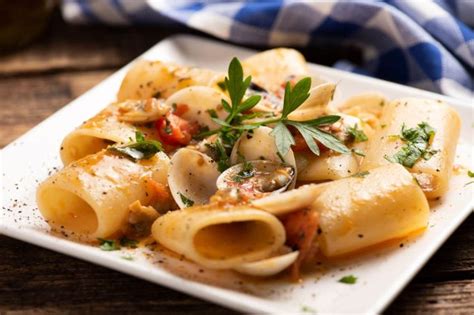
[165,86,227,130]
[233,247,299,277]
[116,98,170,123]
[230,126,296,166]
[216,160,295,198]
[168,148,220,209]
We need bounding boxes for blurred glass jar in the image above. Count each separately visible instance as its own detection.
[0,0,56,51]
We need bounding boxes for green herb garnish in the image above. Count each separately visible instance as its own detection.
[338,275,357,284]
[121,255,134,261]
[352,148,366,157]
[301,305,317,313]
[217,80,226,91]
[351,171,370,178]
[196,58,349,169]
[465,170,474,186]
[385,122,437,168]
[120,237,138,248]
[179,193,195,207]
[233,161,255,182]
[347,124,368,142]
[98,238,120,251]
[108,131,163,161]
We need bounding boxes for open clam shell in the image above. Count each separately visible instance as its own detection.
[230,126,297,189]
[230,126,296,165]
[233,248,299,277]
[168,148,220,209]
[216,160,295,197]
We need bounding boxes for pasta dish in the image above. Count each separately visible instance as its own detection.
[36,48,461,280]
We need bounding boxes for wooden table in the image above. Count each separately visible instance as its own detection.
[1,14,473,314]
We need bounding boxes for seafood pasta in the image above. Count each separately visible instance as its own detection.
[37,48,461,279]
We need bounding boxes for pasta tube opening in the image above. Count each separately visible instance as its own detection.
[37,187,98,235]
[194,221,275,260]
[61,134,111,165]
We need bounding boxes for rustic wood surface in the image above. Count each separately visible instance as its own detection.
[1,13,472,315]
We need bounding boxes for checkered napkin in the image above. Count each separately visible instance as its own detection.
[62,0,473,100]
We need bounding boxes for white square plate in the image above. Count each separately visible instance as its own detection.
[1,35,473,314]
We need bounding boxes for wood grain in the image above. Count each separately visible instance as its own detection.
[0,11,472,315]
[0,70,111,147]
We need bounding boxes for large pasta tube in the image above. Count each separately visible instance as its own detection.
[152,206,286,269]
[60,99,165,165]
[37,150,170,238]
[361,98,461,199]
[314,164,429,257]
[296,151,359,181]
[117,60,220,101]
[242,48,308,94]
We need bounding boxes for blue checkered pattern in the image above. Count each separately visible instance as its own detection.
[62,0,473,100]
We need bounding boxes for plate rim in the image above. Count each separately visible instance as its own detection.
[1,33,473,314]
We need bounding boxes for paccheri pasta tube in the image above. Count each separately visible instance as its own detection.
[37,150,170,238]
[242,48,308,94]
[151,206,286,269]
[361,98,461,199]
[60,99,167,165]
[253,164,429,257]
[314,164,429,257]
[117,60,220,101]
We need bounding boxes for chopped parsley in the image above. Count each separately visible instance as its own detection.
[465,170,474,186]
[351,171,370,178]
[98,237,138,251]
[338,275,357,284]
[206,108,218,118]
[98,238,120,251]
[121,255,134,261]
[352,148,366,157]
[301,305,317,313]
[217,80,226,91]
[179,193,195,207]
[108,131,163,161]
[120,237,138,248]
[347,124,368,142]
[232,161,255,182]
[385,122,437,168]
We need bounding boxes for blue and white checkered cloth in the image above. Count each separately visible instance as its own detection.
[62,0,473,100]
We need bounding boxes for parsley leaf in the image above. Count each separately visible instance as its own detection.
[120,237,138,248]
[385,122,437,168]
[98,238,120,251]
[281,78,312,118]
[109,131,162,161]
[271,122,295,156]
[347,124,368,142]
[199,57,349,164]
[224,57,262,124]
[338,275,357,284]
[179,193,195,207]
